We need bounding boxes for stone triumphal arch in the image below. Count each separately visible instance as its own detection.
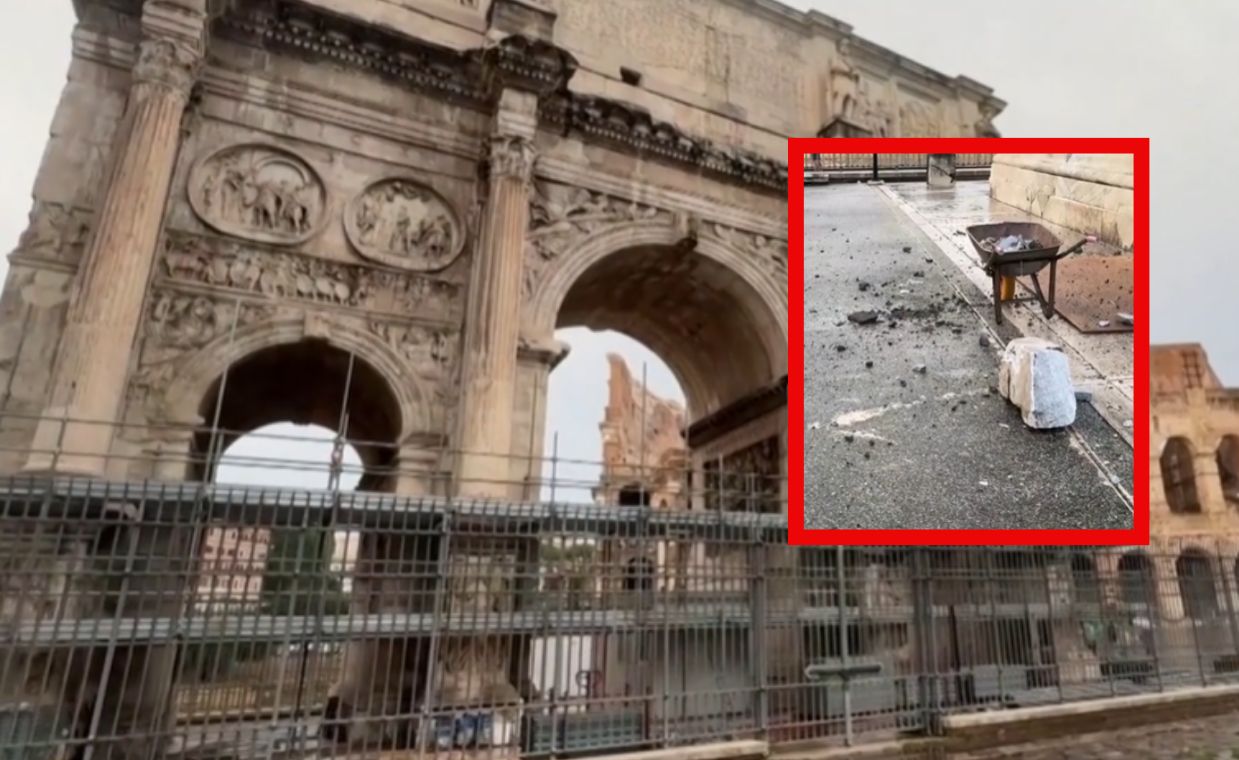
[0,1,1005,757]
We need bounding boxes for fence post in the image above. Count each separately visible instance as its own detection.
[1217,544,1239,668]
[871,154,879,182]
[911,548,940,735]
[750,524,769,740]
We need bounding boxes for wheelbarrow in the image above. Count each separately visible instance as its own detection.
[965,221,1091,325]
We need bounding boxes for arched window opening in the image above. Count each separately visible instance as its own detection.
[1218,435,1239,503]
[1117,551,1155,608]
[624,556,655,592]
[1070,553,1100,604]
[1177,549,1219,620]
[1161,437,1200,513]
[617,484,651,507]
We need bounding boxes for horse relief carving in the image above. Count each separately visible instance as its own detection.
[190,144,327,245]
[345,179,464,271]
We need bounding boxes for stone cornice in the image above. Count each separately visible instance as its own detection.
[686,376,788,449]
[216,1,488,104]
[540,94,787,193]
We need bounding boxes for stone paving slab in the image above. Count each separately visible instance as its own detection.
[945,711,1239,759]
[803,182,1132,530]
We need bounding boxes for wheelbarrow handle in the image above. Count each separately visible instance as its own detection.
[1054,235,1096,260]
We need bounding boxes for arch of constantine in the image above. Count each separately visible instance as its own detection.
[0,1,1007,759]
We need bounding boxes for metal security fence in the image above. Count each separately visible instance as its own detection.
[805,153,994,182]
[4,465,1239,760]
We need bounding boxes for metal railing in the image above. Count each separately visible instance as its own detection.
[805,153,994,182]
[0,417,1231,760]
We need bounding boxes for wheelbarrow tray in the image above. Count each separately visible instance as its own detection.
[966,221,1065,276]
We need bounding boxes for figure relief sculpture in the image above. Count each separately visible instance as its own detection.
[189,144,327,245]
[828,40,862,122]
[522,182,667,298]
[899,100,940,137]
[345,179,464,272]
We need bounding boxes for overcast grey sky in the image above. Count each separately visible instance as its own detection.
[0,2,1234,490]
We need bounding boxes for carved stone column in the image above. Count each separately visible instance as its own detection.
[455,119,538,499]
[25,3,207,476]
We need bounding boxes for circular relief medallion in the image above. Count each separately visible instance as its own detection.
[189,143,328,246]
[345,178,464,272]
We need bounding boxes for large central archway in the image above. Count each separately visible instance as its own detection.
[556,242,782,419]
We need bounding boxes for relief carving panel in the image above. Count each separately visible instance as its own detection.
[161,233,462,320]
[346,178,464,271]
[189,144,327,245]
[898,99,941,137]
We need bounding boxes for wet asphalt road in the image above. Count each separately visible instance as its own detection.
[802,183,1133,531]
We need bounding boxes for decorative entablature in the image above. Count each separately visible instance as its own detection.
[208,1,787,192]
[216,1,488,104]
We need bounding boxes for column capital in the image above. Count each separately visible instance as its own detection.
[133,36,204,94]
[487,134,537,183]
[135,0,210,94]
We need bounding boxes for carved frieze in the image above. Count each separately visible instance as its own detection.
[345,179,464,271]
[710,223,787,280]
[10,203,93,263]
[189,144,327,246]
[161,233,462,320]
[522,182,669,297]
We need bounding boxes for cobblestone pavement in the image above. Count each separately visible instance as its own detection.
[948,711,1239,758]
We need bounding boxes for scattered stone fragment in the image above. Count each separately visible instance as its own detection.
[864,360,874,369]
[924,256,934,263]
[835,344,847,352]
[998,337,1077,429]
[863,452,871,460]
[978,480,989,488]
[898,379,908,388]
[979,335,991,348]
[858,281,871,292]
[913,364,927,374]
[888,321,899,330]
[848,311,879,325]
[844,433,854,443]
[1097,319,1111,328]
[901,246,912,253]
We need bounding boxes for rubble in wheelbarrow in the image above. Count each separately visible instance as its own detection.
[981,234,1037,253]
[998,337,1077,429]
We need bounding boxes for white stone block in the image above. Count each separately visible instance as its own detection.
[998,337,1077,429]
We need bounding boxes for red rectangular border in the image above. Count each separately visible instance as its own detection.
[787,137,1149,547]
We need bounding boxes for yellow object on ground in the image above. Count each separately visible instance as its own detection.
[999,276,1016,301]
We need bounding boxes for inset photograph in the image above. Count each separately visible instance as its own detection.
[803,151,1137,532]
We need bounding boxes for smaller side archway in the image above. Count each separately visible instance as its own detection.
[1161,437,1200,514]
